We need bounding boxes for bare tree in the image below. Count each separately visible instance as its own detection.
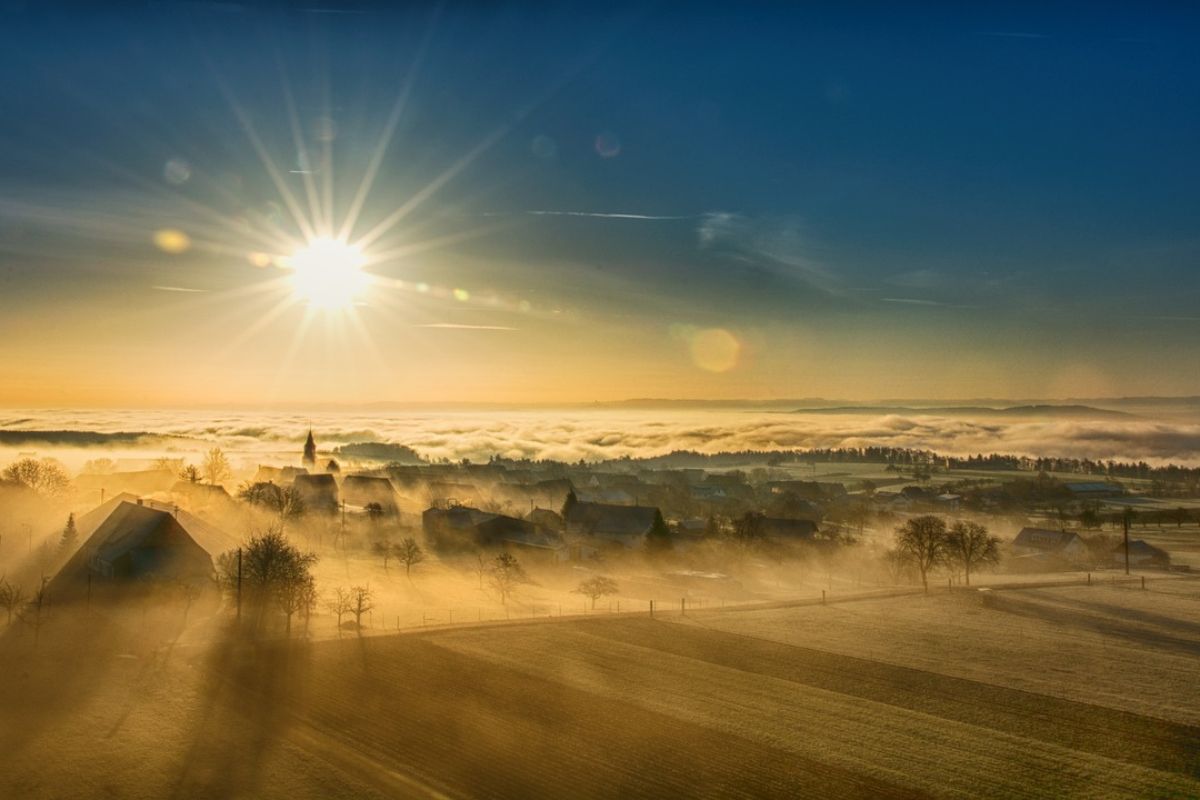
[473,551,487,590]
[881,548,908,585]
[240,482,305,528]
[0,578,24,625]
[326,587,353,635]
[276,572,315,637]
[202,447,231,487]
[179,464,202,484]
[395,537,425,578]
[349,585,373,634]
[215,527,317,634]
[489,553,530,605]
[574,576,618,609]
[299,579,319,635]
[945,521,1001,586]
[81,458,116,475]
[18,577,51,646]
[895,515,948,591]
[372,540,393,570]
[153,456,184,474]
[2,458,69,497]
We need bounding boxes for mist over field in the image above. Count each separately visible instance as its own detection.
[3,402,1200,469]
[6,0,1200,797]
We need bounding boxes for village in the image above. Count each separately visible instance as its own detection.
[0,429,1195,642]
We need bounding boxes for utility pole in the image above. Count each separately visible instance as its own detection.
[236,547,243,622]
[340,500,346,548]
[1122,507,1132,576]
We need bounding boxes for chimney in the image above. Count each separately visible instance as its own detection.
[137,498,143,506]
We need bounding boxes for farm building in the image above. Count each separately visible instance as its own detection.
[49,499,236,599]
[74,468,176,497]
[422,505,564,559]
[1011,527,1091,566]
[760,517,819,541]
[1065,481,1124,499]
[253,465,308,484]
[293,473,339,513]
[1116,540,1170,568]
[564,502,662,549]
[526,507,564,532]
[340,474,398,513]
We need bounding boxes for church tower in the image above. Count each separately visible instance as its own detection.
[302,429,317,469]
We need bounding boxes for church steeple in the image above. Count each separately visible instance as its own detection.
[302,428,317,468]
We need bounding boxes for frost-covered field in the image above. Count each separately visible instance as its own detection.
[2,579,1199,798]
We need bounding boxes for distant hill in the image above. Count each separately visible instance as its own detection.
[790,404,1134,419]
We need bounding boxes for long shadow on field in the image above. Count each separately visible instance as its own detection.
[296,633,926,800]
[169,624,312,799]
[982,591,1200,656]
[0,606,148,764]
[574,617,1200,780]
[1012,589,1200,640]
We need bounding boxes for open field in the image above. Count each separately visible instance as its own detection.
[2,579,1200,799]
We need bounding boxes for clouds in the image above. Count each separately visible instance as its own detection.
[695,212,841,300]
[4,408,1200,468]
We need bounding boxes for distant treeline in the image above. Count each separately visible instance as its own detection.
[486,447,1200,486]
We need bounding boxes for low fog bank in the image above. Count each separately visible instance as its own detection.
[4,406,1200,469]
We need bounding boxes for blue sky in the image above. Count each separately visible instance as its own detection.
[0,2,1198,405]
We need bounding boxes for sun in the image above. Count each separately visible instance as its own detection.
[287,237,369,310]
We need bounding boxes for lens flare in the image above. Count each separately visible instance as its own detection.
[153,228,191,254]
[689,327,740,372]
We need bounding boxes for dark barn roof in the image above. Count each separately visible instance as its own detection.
[50,501,217,596]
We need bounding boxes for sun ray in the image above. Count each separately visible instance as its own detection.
[336,6,441,242]
[203,54,317,242]
[276,46,327,237]
[362,222,511,268]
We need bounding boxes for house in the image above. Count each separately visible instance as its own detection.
[74,469,176,497]
[1116,540,1170,568]
[676,517,710,538]
[253,465,308,484]
[170,481,233,511]
[423,506,564,559]
[425,481,481,507]
[578,487,636,505]
[1065,481,1124,499]
[936,493,963,510]
[293,473,339,513]
[1012,527,1090,564]
[760,517,818,541]
[526,507,564,532]
[764,480,843,502]
[49,500,229,598]
[564,502,661,549]
[340,474,398,513]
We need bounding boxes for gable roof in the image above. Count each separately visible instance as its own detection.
[294,473,337,489]
[51,500,223,592]
[760,517,818,540]
[72,493,239,557]
[565,502,659,539]
[1122,539,1169,559]
[1013,527,1084,552]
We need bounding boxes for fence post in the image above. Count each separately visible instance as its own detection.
[650,600,654,618]
[1141,576,1146,590]
[821,590,826,605]
[1087,572,1091,586]
[681,597,686,616]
